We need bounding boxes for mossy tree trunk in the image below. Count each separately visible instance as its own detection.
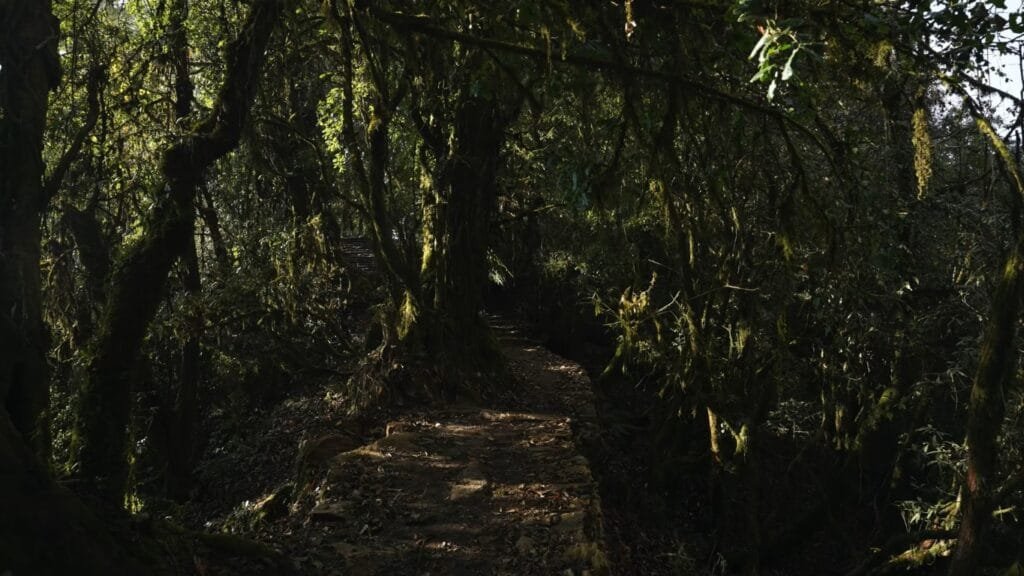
[71,0,289,503]
[947,241,1023,576]
[165,237,201,500]
[335,7,521,400]
[0,0,61,461]
[0,3,159,571]
[163,0,200,501]
[947,114,1024,576]
[398,94,517,396]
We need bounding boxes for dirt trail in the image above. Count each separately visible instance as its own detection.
[297,321,609,575]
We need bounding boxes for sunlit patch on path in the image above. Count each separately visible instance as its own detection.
[299,321,609,575]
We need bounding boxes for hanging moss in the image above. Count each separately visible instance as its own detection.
[912,106,932,199]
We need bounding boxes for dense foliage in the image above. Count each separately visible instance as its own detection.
[1,0,1023,574]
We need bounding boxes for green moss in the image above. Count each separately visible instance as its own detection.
[565,541,611,575]
[912,107,932,198]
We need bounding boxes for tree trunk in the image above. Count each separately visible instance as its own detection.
[334,6,520,400]
[0,0,61,461]
[64,207,113,305]
[163,0,200,501]
[166,235,201,500]
[399,95,517,397]
[198,186,231,272]
[0,411,160,575]
[71,0,288,503]
[0,3,160,571]
[946,112,1024,576]
[947,218,1024,576]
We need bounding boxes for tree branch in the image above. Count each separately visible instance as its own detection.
[364,6,833,161]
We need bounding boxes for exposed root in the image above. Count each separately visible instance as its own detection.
[844,530,957,576]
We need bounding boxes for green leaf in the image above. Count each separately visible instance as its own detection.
[749,31,770,60]
[781,47,800,81]
[1011,13,1024,34]
[750,64,774,84]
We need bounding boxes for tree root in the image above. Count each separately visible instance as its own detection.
[844,530,957,576]
[193,532,291,567]
[157,519,295,574]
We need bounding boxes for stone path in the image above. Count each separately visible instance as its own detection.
[300,322,609,575]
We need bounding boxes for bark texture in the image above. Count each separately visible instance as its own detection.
[0,412,155,575]
[948,113,1024,576]
[0,7,157,569]
[0,0,61,461]
[400,95,516,396]
[947,242,1023,576]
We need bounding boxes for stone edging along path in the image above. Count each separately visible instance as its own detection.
[303,322,610,575]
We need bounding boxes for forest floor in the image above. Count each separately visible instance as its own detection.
[186,320,610,575]
[179,315,851,576]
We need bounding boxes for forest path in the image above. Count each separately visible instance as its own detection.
[296,319,609,575]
